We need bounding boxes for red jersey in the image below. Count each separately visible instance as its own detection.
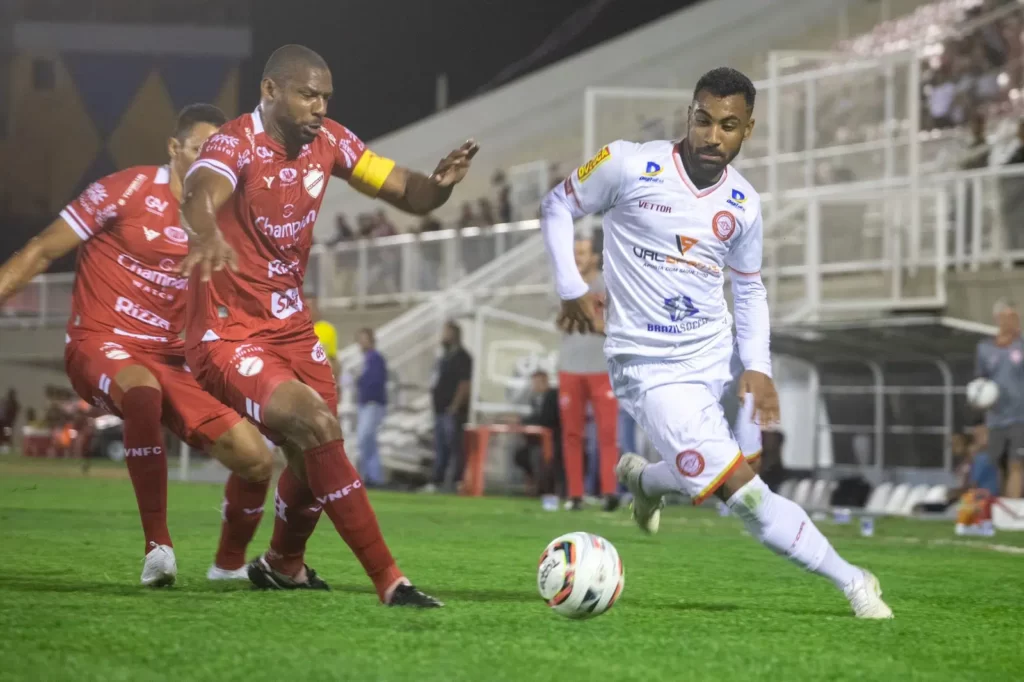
[185,107,382,346]
[61,166,190,344]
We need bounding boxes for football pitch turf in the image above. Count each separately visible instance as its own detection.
[2,459,1022,682]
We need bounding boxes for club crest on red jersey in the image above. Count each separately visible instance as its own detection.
[303,164,325,198]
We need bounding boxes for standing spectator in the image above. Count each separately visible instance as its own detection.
[356,328,387,487]
[0,388,19,453]
[492,171,512,224]
[975,298,1024,498]
[477,198,496,227]
[458,202,478,229]
[426,321,473,492]
[557,238,619,512]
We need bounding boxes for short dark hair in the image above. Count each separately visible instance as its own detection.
[173,103,227,140]
[693,67,756,111]
[531,369,548,379]
[263,44,329,85]
[358,327,375,342]
[445,320,462,340]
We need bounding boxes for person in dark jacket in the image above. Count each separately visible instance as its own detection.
[513,370,562,495]
[356,328,387,486]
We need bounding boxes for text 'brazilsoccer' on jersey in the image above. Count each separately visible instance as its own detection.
[565,139,764,361]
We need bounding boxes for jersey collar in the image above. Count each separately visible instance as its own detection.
[154,166,170,185]
[672,142,728,199]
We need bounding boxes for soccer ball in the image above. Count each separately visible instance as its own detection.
[536,532,624,619]
[967,378,999,410]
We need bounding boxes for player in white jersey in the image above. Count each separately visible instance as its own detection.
[540,67,892,619]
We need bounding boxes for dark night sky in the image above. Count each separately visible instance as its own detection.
[246,0,696,140]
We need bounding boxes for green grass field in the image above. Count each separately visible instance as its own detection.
[2,458,1023,682]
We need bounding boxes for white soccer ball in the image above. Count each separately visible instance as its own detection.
[537,532,624,619]
[967,378,1000,410]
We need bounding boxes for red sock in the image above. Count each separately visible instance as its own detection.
[304,440,403,601]
[120,386,172,553]
[267,465,323,577]
[214,473,269,570]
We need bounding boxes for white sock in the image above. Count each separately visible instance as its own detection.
[726,476,862,590]
[639,461,678,497]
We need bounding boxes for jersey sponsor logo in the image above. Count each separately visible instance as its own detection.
[164,226,189,244]
[263,176,275,188]
[256,146,273,160]
[312,341,327,363]
[123,173,147,204]
[662,294,700,322]
[231,343,265,362]
[113,296,172,331]
[577,146,611,183]
[727,188,747,211]
[675,450,705,477]
[83,182,108,210]
[638,199,671,214]
[237,149,252,170]
[267,259,300,278]
[322,127,337,146]
[96,204,118,228]
[337,138,358,168]
[144,195,169,216]
[205,134,240,154]
[279,168,298,184]
[236,355,264,377]
[632,244,721,277]
[639,161,665,183]
[255,209,317,242]
[646,318,710,334]
[117,254,187,290]
[271,287,304,320]
[303,165,325,198]
[126,446,163,457]
[143,227,160,241]
[712,210,736,241]
[159,258,176,271]
[100,342,132,361]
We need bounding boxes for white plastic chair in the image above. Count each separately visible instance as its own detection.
[865,482,893,514]
[900,484,931,516]
[884,483,911,515]
[923,484,948,504]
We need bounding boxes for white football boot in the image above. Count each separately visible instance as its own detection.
[206,565,249,581]
[141,544,177,587]
[844,569,894,619]
[615,453,664,534]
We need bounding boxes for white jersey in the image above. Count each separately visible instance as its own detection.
[564,139,763,362]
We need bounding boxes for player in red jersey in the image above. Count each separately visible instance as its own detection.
[0,105,278,587]
[181,45,477,606]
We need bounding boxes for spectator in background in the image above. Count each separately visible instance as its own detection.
[927,62,957,129]
[328,214,355,245]
[512,370,561,497]
[961,112,991,170]
[356,328,387,487]
[425,321,473,493]
[0,388,18,454]
[371,209,396,238]
[477,198,496,227]
[975,298,1024,498]
[557,238,619,512]
[418,215,442,233]
[458,202,478,229]
[492,171,512,224]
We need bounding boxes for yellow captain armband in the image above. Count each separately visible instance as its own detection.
[349,150,396,197]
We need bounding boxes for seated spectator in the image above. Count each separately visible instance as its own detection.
[512,370,561,495]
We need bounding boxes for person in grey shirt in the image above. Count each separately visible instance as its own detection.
[975,298,1024,498]
[557,238,620,512]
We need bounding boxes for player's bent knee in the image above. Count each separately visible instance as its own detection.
[264,382,341,449]
[212,421,274,482]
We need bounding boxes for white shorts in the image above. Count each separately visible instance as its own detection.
[608,336,756,504]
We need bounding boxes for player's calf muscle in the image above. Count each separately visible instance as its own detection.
[264,380,342,449]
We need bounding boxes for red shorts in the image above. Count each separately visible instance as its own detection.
[185,330,337,443]
[64,335,241,450]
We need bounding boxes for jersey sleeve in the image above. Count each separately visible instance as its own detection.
[563,140,630,215]
[725,204,763,275]
[59,168,148,241]
[325,119,396,198]
[187,126,250,190]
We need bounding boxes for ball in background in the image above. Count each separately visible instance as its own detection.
[537,531,624,619]
[966,378,999,411]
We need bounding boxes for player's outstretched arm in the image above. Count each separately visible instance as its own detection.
[727,208,778,425]
[180,167,238,282]
[372,141,479,215]
[0,218,82,306]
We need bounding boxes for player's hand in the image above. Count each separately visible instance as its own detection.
[179,230,238,282]
[429,140,480,188]
[737,370,780,426]
[557,295,599,334]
